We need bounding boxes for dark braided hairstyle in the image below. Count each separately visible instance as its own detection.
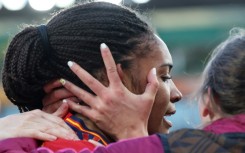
[2,2,155,112]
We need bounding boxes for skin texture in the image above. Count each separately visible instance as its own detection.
[59,43,159,140]
[127,35,182,134]
[42,80,79,114]
[0,109,78,141]
[58,40,182,140]
[199,88,227,125]
[43,35,182,135]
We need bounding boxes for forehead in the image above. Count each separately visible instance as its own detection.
[131,34,173,91]
[130,34,173,74]
[149,35,172,67]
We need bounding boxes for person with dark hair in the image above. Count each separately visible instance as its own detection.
[1,1,182,152]
[58,27,245,152]
[1,27,244,153]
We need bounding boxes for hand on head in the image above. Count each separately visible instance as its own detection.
[0,109,78,141]
[42,79,80,116]
[2,2,181,142]
[59,43,159,140]
[1,80,80,141]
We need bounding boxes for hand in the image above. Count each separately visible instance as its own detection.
[60,43,159,140]
[0,109,78,141]
[42,79,79,116]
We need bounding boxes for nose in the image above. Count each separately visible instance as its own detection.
[170,80,182,103]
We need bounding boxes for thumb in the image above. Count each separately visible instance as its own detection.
[53,101,69,117]
[144,68,159,99]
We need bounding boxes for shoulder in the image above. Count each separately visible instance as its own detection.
[157,129,245,153]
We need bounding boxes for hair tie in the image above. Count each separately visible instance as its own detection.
[38,25,52,55]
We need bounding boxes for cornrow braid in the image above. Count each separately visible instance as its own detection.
[2,2,155,112]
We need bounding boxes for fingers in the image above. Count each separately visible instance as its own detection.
[65,99,94,121]
[60,79,97,108]
[42,88,74,107]
[52,101,69,118]
[44,125,79,140]
[42,101,62,114]
[100,43,122,86]
[0,110,79,141]
[67,61,105,96]
[36,110,78,139]
[43,79,63,93]
[23,130,57,141]
[143,68,159,100]
[66,97,80,103]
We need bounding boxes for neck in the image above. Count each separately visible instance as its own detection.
[74,113,114,142]
[211,111,231,122]
[203,113,245,134]
[200,112,232,129]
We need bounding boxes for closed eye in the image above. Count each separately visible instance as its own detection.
[161,75,172,82]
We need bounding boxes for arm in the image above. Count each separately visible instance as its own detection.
[0,135,164,153]
[0,137,38,153]
[0,109,77,141]
[0,79,79,141]
[0,43,163,153]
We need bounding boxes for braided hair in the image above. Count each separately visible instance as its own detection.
[2,2,155,112]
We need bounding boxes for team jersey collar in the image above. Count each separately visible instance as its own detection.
[64,113,110,146]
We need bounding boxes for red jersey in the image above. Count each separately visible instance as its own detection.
[42,113,110,152]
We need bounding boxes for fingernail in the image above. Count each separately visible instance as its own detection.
[63,99,67,103]
[152,68,156,75]
[60,78,66,85]
[67,61,73,67]
[100,43,107,50]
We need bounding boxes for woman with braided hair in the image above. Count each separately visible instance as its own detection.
[1,28,245,153]
[1,1,182,152]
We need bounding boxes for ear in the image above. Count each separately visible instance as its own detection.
[201,88,215,120]
[201,106,210,117]
[200,99,212,124]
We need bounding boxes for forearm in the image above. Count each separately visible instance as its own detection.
[0,137,38,153]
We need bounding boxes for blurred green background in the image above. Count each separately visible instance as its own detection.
[0,0,245,131]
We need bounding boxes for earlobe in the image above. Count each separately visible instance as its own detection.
[202,107,209,117]
[201,88,215,121]
[200,103,212,124]
[199,88,211,123]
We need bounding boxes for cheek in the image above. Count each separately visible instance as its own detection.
[148,83,171,133]
[154,85,170,112]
